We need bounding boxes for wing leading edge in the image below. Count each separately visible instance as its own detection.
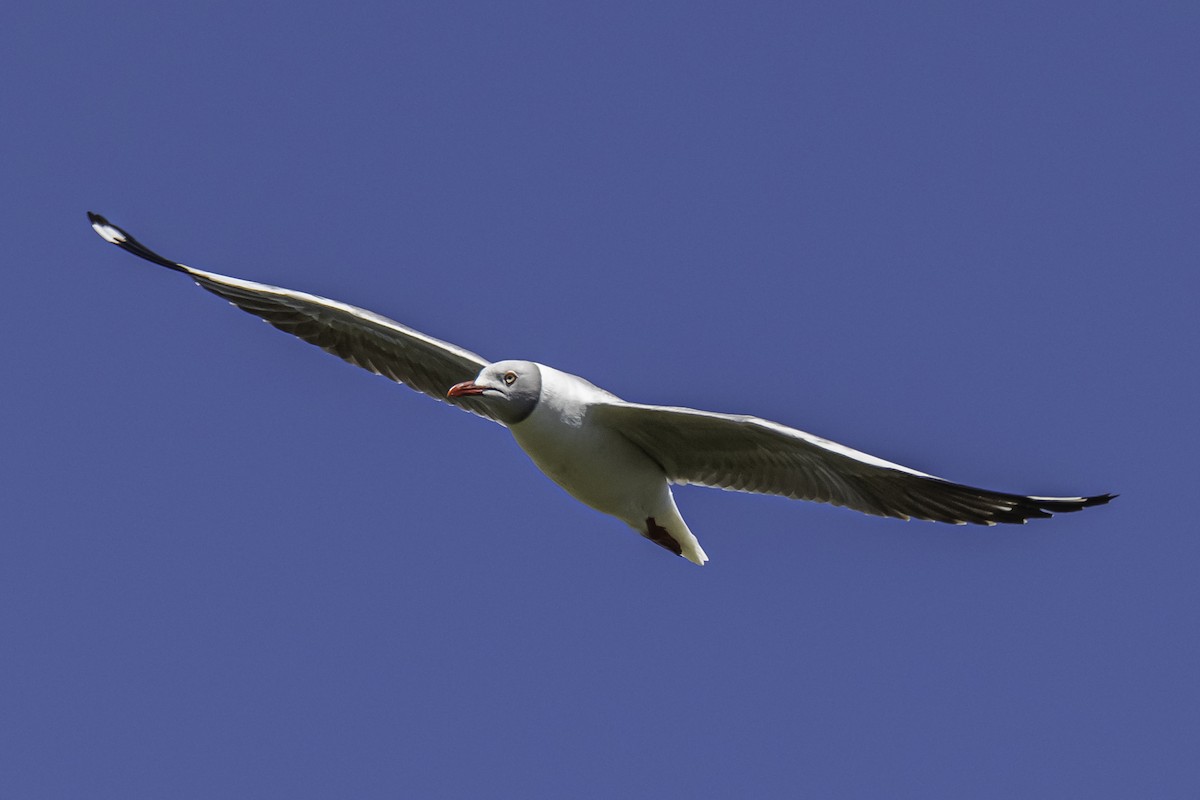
[594,401,1113,525]
[87,212,499,421]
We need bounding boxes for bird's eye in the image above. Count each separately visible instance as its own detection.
[503,371,518,386]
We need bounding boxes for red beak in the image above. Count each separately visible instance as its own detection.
[447,380,487,398]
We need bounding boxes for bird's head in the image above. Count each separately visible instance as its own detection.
[447,360,542,425]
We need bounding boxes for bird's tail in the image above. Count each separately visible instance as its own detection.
[642,493,709,566]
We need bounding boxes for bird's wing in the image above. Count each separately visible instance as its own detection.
[591,401,1113,525]
[88,213,500,422]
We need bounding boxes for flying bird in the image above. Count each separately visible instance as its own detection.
[87,212,1113,565]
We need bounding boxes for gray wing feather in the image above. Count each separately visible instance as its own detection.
[88,213,498,421]
[592,401,1113,525]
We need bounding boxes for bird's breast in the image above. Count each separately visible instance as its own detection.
[509,370,666,522]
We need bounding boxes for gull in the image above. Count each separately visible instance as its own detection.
[87,212,1113,565]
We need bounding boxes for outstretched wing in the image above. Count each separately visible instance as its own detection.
[88,213,500,421]
[592,401,1113,525]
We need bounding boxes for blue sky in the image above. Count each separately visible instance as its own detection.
[2,2,1197,797]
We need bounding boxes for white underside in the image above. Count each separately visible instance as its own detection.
[510,365,708,565]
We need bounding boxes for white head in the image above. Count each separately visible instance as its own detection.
[447,360,543,425]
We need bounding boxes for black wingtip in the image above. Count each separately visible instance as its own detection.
[1032,492,1117,515]
[87,211,127,243]
[87,211,190,274]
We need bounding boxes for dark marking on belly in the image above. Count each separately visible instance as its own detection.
[644,517,683,556]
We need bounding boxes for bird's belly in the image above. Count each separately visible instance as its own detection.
[510,413,665,523]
